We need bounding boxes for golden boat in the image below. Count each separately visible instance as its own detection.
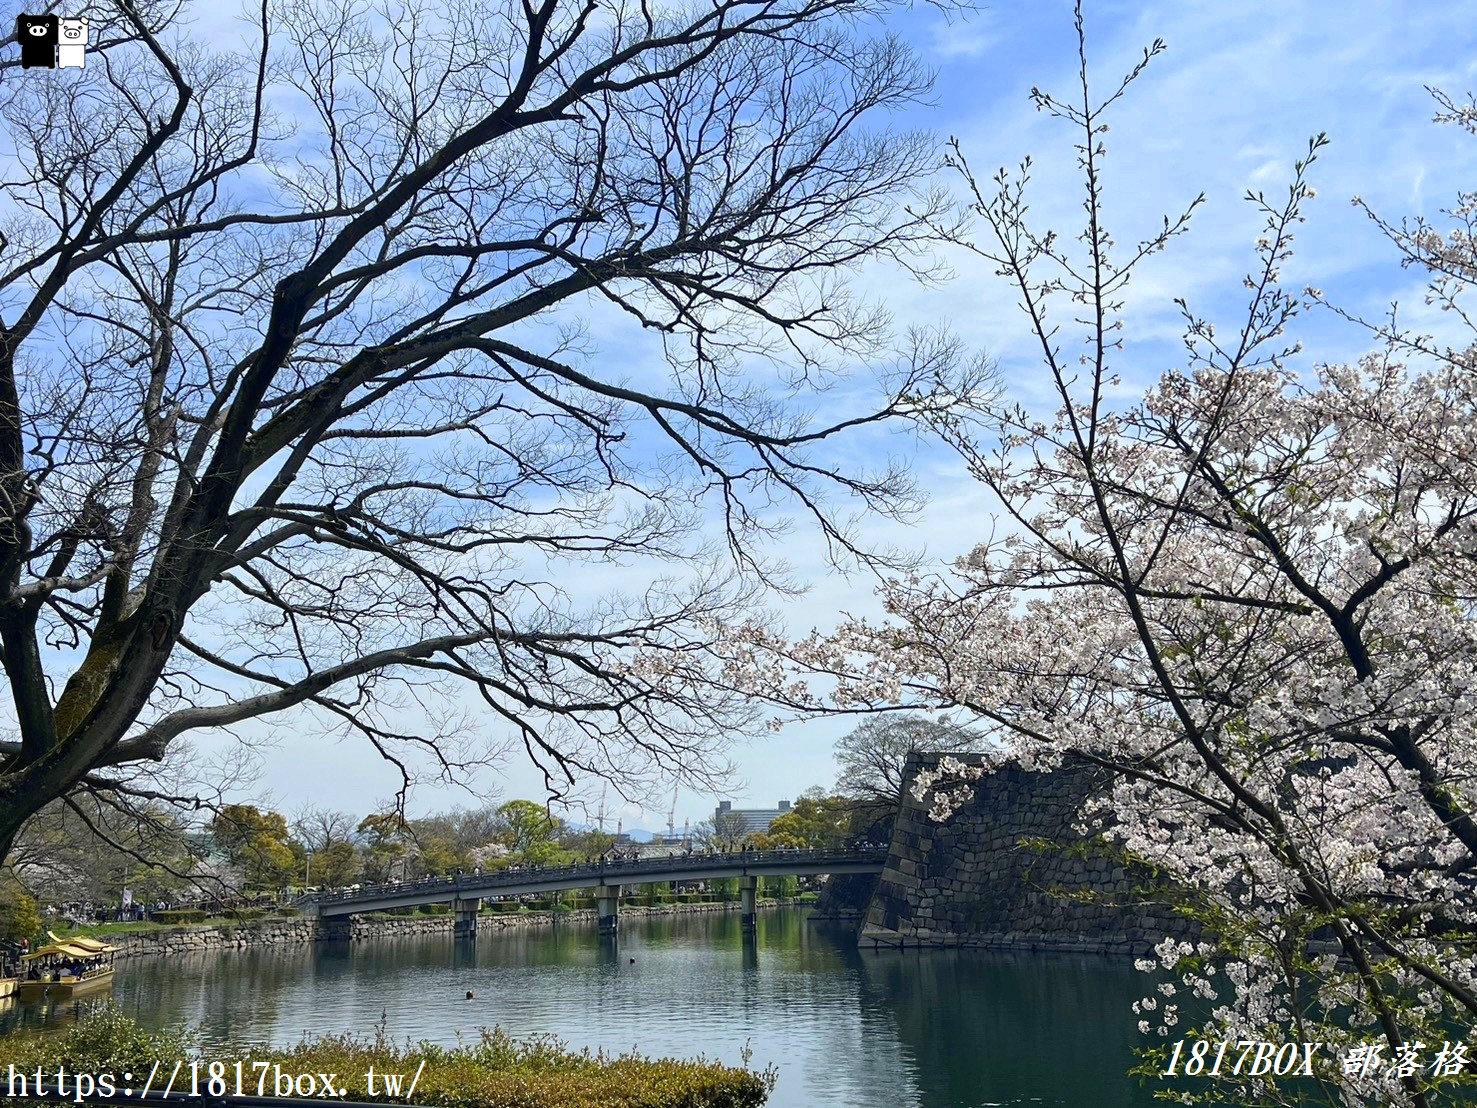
[17,933,119,1001]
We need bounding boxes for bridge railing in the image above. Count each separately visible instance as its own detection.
[308,845,888,906]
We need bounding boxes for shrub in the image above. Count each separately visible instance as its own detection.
[7,1006,196,1073]
[7,1008,775,1108]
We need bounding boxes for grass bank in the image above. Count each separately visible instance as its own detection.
[7,1007,774,1108]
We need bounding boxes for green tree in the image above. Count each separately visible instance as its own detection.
[521,839,574,866]
[412,806,503,857]
[416,837,470,878]
[207,805,296,889]
[765,790,851,849]
[357,812,412,882]
[310,841,361,889]
[496,801,565,857]
[0,873,41,943]
[556,828,616,860]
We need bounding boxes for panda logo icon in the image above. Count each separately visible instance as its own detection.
[57,17,87,68]
[16,13,58,69]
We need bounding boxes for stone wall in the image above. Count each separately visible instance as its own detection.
[808,872,877,923]
[860,753,1198,956]
[107,899,769,960]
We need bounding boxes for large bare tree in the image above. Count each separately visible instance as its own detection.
[833,713,981,836]
[0,0,971,862]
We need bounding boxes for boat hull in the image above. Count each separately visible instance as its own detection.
[17,968,114,1001]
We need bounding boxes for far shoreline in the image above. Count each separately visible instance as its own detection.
[56,896,818,961]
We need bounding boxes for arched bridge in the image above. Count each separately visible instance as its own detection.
[301,846,887,936]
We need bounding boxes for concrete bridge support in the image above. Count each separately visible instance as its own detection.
[453,897,481,939]
[598,886,622,934]
[740,875,758,933]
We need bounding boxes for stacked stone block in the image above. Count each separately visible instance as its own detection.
[860,753,1198,956]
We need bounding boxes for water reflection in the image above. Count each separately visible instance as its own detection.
[0,909,1164,1107]
[856,947,1155,1107]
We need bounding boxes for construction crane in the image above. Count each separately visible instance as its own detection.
[667,786,679,842]
[596,785,608,835]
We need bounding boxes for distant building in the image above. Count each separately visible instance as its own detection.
[714,799,791,835]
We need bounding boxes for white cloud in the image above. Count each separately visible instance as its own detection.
[921,12,999,60]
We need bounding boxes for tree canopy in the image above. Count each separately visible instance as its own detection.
[207,804,296,889]
[761,791,850,849]
[0,0,972,866]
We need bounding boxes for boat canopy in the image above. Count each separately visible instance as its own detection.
[44,929,115,949]
[23,939,119,962]
[53,934,113,953]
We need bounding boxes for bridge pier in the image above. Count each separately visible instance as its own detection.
[453,897,481,939]
[739,875,758,933]
[598,885,622,934]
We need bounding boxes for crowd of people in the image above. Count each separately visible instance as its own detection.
[40,892,280,926]
[318,841,881,900]
[42,900,170,926]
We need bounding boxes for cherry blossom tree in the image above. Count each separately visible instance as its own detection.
[758,12,1477,1107]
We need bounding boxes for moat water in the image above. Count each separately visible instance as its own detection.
[1,907,1166,1107]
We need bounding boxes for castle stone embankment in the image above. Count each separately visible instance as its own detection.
[861,754,1198,956]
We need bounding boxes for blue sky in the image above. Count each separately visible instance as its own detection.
[209,0,1477,828]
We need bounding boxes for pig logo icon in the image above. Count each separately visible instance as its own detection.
[16,13,58,69]
[57,17,86,68]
